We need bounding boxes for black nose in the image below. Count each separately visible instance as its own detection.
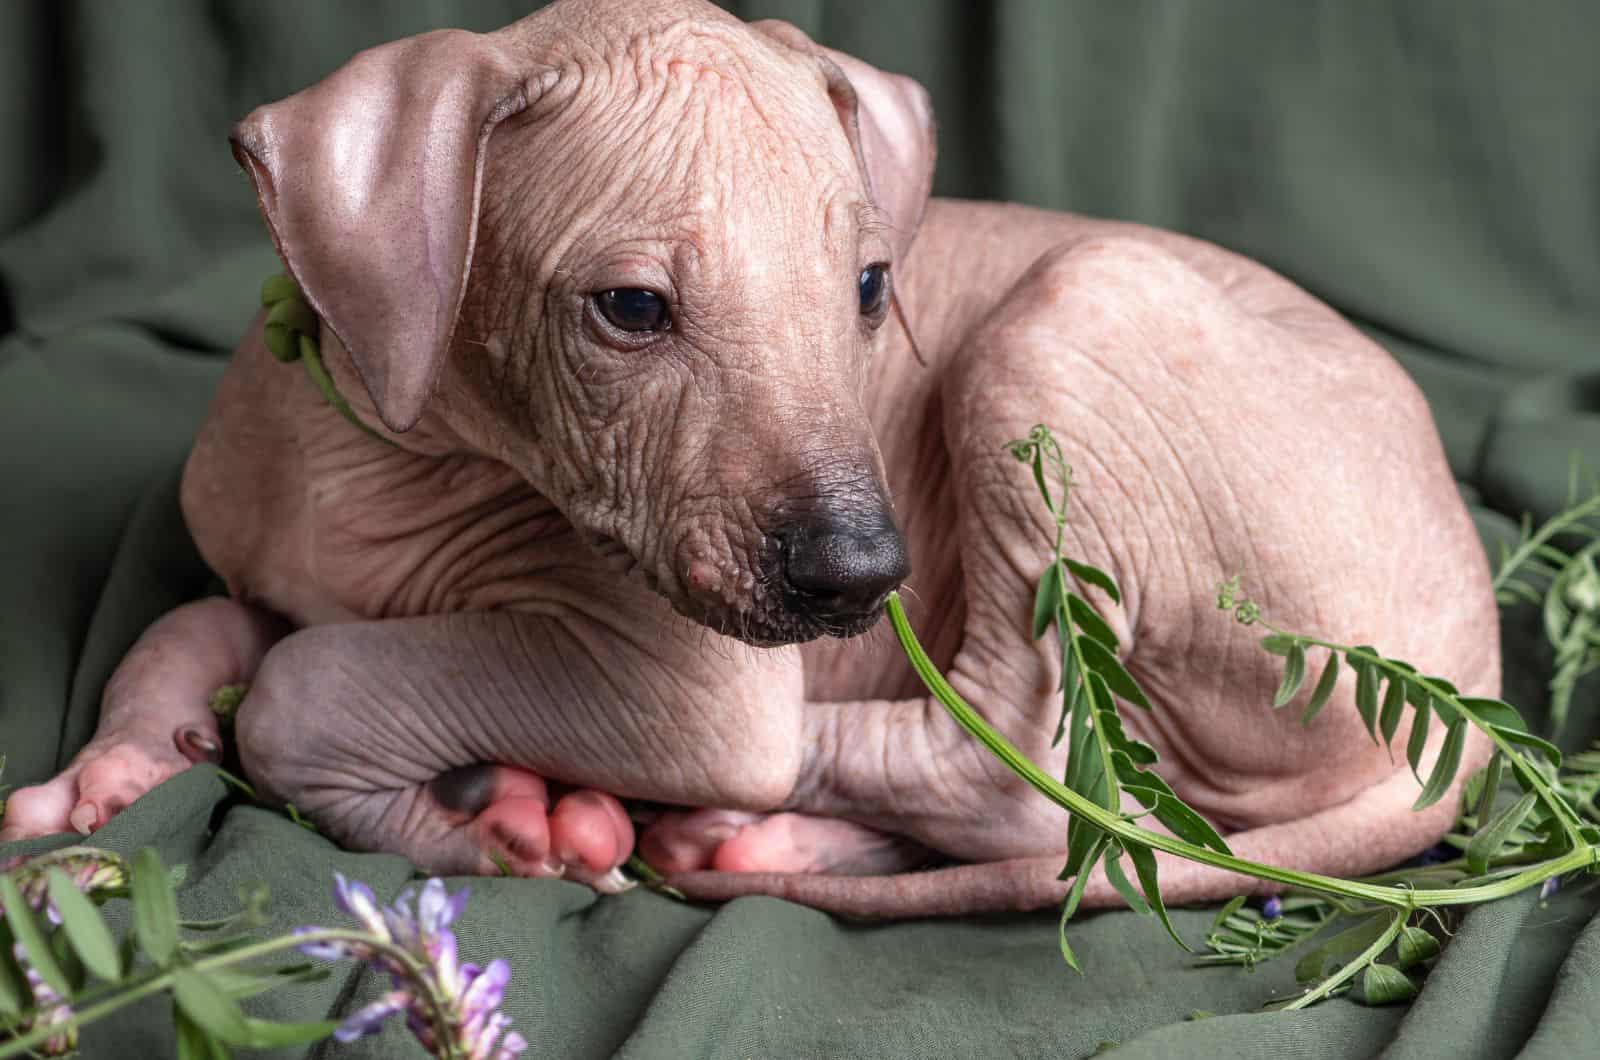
[777,516,911,624]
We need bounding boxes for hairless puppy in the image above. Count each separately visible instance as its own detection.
[3,0,1497,916]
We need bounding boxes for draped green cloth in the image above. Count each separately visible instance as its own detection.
[3,3,1596,1056]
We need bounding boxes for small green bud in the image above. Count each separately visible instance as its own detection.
[1233,601,1261,626]
[209,683,249,718]
[1563,567,1600,613]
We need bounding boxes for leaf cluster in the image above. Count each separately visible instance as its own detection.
[1492,466,1600,739]
[1196,478,1600,1008]
[1,847,335,1059]
[999,427,1600,1009]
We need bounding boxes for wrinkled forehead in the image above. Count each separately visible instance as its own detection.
[564,25,871,235]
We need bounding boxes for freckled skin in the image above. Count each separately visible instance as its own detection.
[2,0,1498,916]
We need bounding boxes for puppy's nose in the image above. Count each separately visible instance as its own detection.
[777,516,911,623]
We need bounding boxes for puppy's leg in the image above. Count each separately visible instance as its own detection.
[231,609,806,889]
[1,598,287,840]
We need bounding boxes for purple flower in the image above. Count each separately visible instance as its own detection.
[1260,896,1283,920]
[333,873,389,938]
[291,926,364,963]
[334,989,413,1042]
[1540,875,1562,901]
[2,846,128,929]
[459,960,511,1026]
[0,846,131,1055]
[299,875,525,1059]
[1419,843,1453,866]
[15,945,75,1056]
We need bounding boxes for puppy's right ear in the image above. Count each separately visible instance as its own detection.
[752,21,937,266]
[231,30,553,432]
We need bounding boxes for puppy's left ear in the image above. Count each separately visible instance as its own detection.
[753,21,936,263]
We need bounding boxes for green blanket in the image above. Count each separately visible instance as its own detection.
[4,2,1598,1056]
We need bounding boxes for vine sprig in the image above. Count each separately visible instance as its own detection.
[1491,462,1600,740]
[889,425,1600,1008]
[0,845,525,1058]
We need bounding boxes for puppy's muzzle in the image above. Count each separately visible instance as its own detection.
[775,511,910,633]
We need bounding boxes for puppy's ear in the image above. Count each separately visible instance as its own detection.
[752,21,936,263]
[231,30,552,432]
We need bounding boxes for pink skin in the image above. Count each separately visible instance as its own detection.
[3,0,1497,915]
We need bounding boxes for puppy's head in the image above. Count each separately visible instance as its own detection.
[231,0,935,644]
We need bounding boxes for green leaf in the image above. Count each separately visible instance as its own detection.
[52,926,86,992]
[1379,677,1407,748]
[175,968,252,1045]
[1302,652,1340,725]
[46,869,121,981]
[1063,674,1102,797]
[1274,642,1307,708]
[1057,836,1109,973]
[1395,925,1441,969]
[1102,846,1151,915]
[241,1018,343,1048]
[1356,962,1419,1005]
[1124,842,1189,952]
[1067,593,1119,651]
[1065,558,1121,604]
[1294,912,1390,984]
[175,1005,231,1060]
[1078,637,1153,711]
[1413,719,1468,811]
[132,847,181,965]
[0,874,70,997]
[1466,791,1539,875]
[1208,896,1247,939]
[219,962,328,999]
[1260,634,1296,657]
[1474,752,1505,829]
[1113,755,1231,855]
[1028,451,1054,514]
[0,922,27,1018]
[1352,656,1381,743]
[1493,726,1562,766]
[259,272,300,306]
[1458,697,1529,732]
[1032,561,1063,640]
[1148,792,1232,855]
[1405,697,1433,782]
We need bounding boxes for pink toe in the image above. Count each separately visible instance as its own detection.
[640,809,764,873]
[489,767,550,808]
[549,791,635,876]
[476,796,555,875]
[711,815,807,873]
[1,782,79,840]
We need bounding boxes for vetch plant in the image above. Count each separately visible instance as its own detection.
[886,425,1600,1007]
[1491,467,1600,740]
[0,844,524,1058]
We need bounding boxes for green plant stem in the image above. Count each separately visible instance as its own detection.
[1280,912,1406,1011]
[0,929,452,1059]
[886,594,1598,911]
[1492,493,1600,595]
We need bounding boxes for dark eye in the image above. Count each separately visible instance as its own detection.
[595,288,669,333]
[858,264,890,322]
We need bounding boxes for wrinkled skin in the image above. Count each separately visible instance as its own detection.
[3,0,1497,915]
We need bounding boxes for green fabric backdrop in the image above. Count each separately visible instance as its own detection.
[2,3,1597,1057]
